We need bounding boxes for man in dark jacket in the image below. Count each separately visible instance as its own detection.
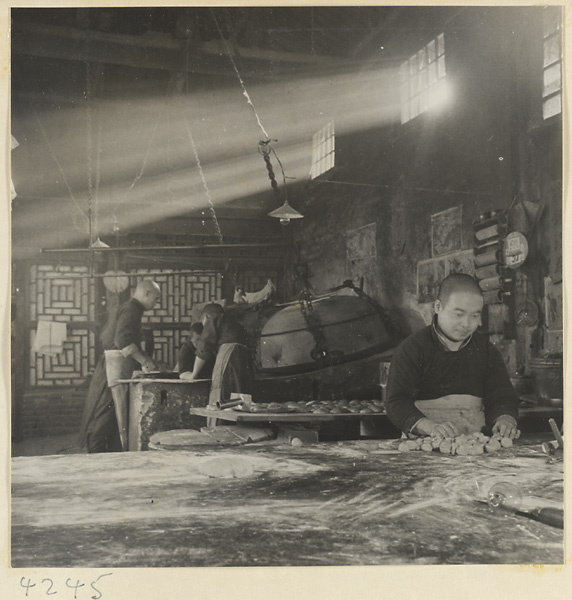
[178,322,214,379]
[180,303,253,407]
[78,279,161,452]
[386,273,519,439]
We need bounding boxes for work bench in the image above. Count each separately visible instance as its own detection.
[11,434,563,567]
[120,377,211,450]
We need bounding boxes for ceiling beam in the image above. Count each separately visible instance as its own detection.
[11,21,355,79]
[41,243,286,253]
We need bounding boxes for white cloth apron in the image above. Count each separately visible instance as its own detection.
[414,394,485,435]
[208,343,241,406]
[104,349,138,387]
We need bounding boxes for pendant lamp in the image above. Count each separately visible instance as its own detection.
[268,199,304,226]
[90,237,110,248]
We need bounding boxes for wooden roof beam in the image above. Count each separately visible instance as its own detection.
[12,21,354,79]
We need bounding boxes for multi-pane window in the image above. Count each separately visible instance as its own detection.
[400,33,446,124]
[542,7,562,120]
[310,120,335,179]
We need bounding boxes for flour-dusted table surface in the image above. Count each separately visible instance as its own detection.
[11,435,563,567]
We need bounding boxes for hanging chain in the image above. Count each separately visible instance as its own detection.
[259,140,281,201]
[298,290,330,364]
[250,304,265,369]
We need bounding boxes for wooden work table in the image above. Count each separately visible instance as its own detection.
[11,434,563,567]
[119,377,211,450]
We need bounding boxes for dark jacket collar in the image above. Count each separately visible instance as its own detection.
[129,297,145,313]
[431,315,473,351]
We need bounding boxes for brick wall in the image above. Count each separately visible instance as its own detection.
[20,388,87,439]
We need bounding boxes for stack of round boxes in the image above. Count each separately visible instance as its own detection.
[473,210,514,304]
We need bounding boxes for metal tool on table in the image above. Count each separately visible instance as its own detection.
[216,393,253,411]
[486,481,563,529]
[541,418,564,463]
[379,361,391,405]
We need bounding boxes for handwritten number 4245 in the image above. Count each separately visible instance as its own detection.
[20,574,113,599]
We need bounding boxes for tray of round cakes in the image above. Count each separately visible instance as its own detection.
[232,398,385,415]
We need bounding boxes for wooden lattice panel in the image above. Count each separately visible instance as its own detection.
[150,328,186,367]
[237,269,279,293]
[133,269,222,323]
[28,264,96,386]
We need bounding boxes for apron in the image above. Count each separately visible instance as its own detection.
[208,343,250,405]
[104,349,139,450]
[414,394,485,435]
[207,343,252,428]
[104,349,138,387]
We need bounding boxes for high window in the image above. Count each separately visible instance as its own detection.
[400,33,446,124]
[542,7,562,120]
[310,120,335,179]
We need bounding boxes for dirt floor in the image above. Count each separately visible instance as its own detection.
[12,433,86,457]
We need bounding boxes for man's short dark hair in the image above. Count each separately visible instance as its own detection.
[190,322,203,336]
[201,303,224,318]
[438,273,483,304]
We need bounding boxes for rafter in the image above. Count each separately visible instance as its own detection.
[12,21,355,79]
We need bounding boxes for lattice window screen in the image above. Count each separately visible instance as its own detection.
[28,264,96,386]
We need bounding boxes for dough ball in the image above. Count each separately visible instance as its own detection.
[398,442,412,452]
[485,440,501,453]
[291,438,303,447]
[199,457,255,479]
[456,445,470,456]
[439,441,452,454]
[500,437,513,448]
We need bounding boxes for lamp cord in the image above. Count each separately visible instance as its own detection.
[181,35,237,287]
[210,9,270,142]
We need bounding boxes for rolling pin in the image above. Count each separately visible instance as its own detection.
[486,481,564,529]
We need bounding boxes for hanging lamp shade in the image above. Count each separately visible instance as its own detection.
[90,237,110,248]
[268,199,303,226]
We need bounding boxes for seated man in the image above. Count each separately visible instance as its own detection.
[386,273,519,439]
[180,303,254,407]
[178,322,214,379]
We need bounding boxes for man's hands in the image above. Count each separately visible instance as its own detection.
[411,415,520,441]
[492,415,520,439]
[141,359,157,373]
[414,418,459,438]
[154,360,173,372]
[179,371,196,381]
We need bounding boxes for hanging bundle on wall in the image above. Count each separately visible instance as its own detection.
[473,210,514,305]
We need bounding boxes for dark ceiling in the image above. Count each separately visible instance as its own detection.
[12,6,458,63]
[10,6,463,258]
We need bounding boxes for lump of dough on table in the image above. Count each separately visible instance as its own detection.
[199,456,255,479]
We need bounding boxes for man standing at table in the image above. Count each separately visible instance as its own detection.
[79,279,162,452]
[178,322,215,379]
[386,273,519,439]
[180,303,253,407]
